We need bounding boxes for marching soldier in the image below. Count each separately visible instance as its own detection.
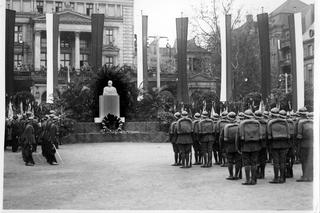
[41,116,58,165]
[11,115,20,152]
[254,110,268,179]
[176,111,193,168]
[21,117,36,166]
[267,108,290,184]
[220,112,241,180]
[216,111,229,166]
[198,111,215,168]
[296,108,313,182]
[283,110,295,178]
[192,113,202,165]
[211,113,220,165]
[238,109,261,185]
[169,112,182,166]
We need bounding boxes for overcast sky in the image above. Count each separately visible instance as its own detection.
[134,0,314,46]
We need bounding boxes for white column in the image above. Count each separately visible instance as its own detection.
[58,32,60,68]
[74,32,80,70]
[34,31,41,71]
[43,0,46,13]
[20,0,23,11]
[10,0,13,9]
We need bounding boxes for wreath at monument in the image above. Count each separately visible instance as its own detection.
[101,113,124,134]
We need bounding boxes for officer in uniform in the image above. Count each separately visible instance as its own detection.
[41,115,58,165]
[192,113,202,165]
[21,117,36,166]
[220,112,241,180]
[254,110,268,179]
[282,110,295,178]
[169,112,181,166]
[267,108,290,184]
[176,111,193,168]
[211,113,220,165]
[216,111,229,166]
[238,109,261,185]
[296,107,313,182]
[199,111,215,167]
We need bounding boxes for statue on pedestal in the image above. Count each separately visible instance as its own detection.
[103,80,118,96]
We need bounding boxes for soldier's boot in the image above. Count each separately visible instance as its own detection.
[242,166,251,185]
[269,166,280,184]
[279,165,286,183]
[171,153,179,166]
[193,152,199,165]
[178,153,182,166]
[235,164,242,180]
[180,154,186,168]
[251,166,257,185]
[226,163,234,180]
[208,152,213,167]
[188,152,192,168]
[218,151,222,165]
[201,154,208,168]
[260,163,266,179]
[185,153,190,168]
[213,151,219,165]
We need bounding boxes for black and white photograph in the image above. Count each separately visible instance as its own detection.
[0,0,319,211]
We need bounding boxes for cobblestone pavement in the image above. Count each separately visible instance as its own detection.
[3,142,313,210]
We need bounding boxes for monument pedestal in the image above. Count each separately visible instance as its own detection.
[94,95,120,123]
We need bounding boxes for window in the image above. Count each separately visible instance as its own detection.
[80,40,88,49]
[40,53,46,67]
[80,54,88,67]
[56,1,62,12]
[14,26,23,43]
[106,29,113,45]
[14,54,22,68]
[105,56,113,66]
[115,5,122,16]
[70,2,75,10]
[107,4,115,16]
[36,0,43,13]
[307,64,313,82]
[308,45,314,56]
[60,40,70,48]
[41,38,46,48]
[86,3,93,16]
[60,53,71,67]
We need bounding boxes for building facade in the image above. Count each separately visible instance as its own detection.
[7,0,134,104]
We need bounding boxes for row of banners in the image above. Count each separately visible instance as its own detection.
[137,13,305,111]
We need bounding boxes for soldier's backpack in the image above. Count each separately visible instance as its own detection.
[223,123,239,142]
[199,119,215,134]
[217,120,229,134]
[287,119,295,137]
[239,120,261,141]
[258,120,267,140]
[297,119,313,140]
[267,119,289,140]
[176,118,193,134]
[169,121,177,135]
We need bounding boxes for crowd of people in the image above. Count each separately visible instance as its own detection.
[169,107,313,185]
[5,110,63,166]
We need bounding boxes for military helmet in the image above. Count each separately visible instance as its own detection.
[279,110,287,119]
[202,111,209,117]
[194,112,201,119]
[212,113,219,120]
[174,112,181,119]
[254,110,263,119]
[221,111,228,118]
[307,112,313,119]
[227,112,237,121]
[181,111,188,117]
[238,112,245,119]
[298,107,308,116]
[270,108,280,117]
[244,109,254,119]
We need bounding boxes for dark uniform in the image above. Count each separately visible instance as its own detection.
[216,112,229,166]
[21,119,36,166]
[267,108,290,184]
[238,110,261,185]
[169,112,181,166]
[11,116,21,152]
[220,112,241,180]
[176,111,193,168]
[199,111,215,167]
[284,111,295,178]
[254,111,268,179]
[296,108,313,182]
[192,113,202,165]
[41,118,58,165]
[211,113,220,165]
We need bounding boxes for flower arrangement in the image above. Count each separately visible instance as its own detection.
[101,113,124,134]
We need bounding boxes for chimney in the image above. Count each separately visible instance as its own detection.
[246,14,253,23]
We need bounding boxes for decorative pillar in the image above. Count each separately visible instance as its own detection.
[34,31,41,71]
[43,0,46,13]
[74,32,80,70]
[58,32,60,68]
[20,0,23,11]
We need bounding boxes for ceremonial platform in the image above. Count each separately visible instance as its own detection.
[62,122,168,143]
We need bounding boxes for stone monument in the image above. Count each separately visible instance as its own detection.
[94,80,120,123]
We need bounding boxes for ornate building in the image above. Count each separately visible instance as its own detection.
[7,0,134,104]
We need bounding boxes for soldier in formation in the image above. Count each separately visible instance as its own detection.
[169,106,314,184]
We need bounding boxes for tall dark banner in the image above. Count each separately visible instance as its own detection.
[90,14,104,69]
[257,13,271,101]
[142,15,148,90]
[176,17,189,104]
[6,9,16,97]
[288,14,297,111]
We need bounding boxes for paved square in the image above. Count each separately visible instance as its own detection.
[3,142,313,210]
